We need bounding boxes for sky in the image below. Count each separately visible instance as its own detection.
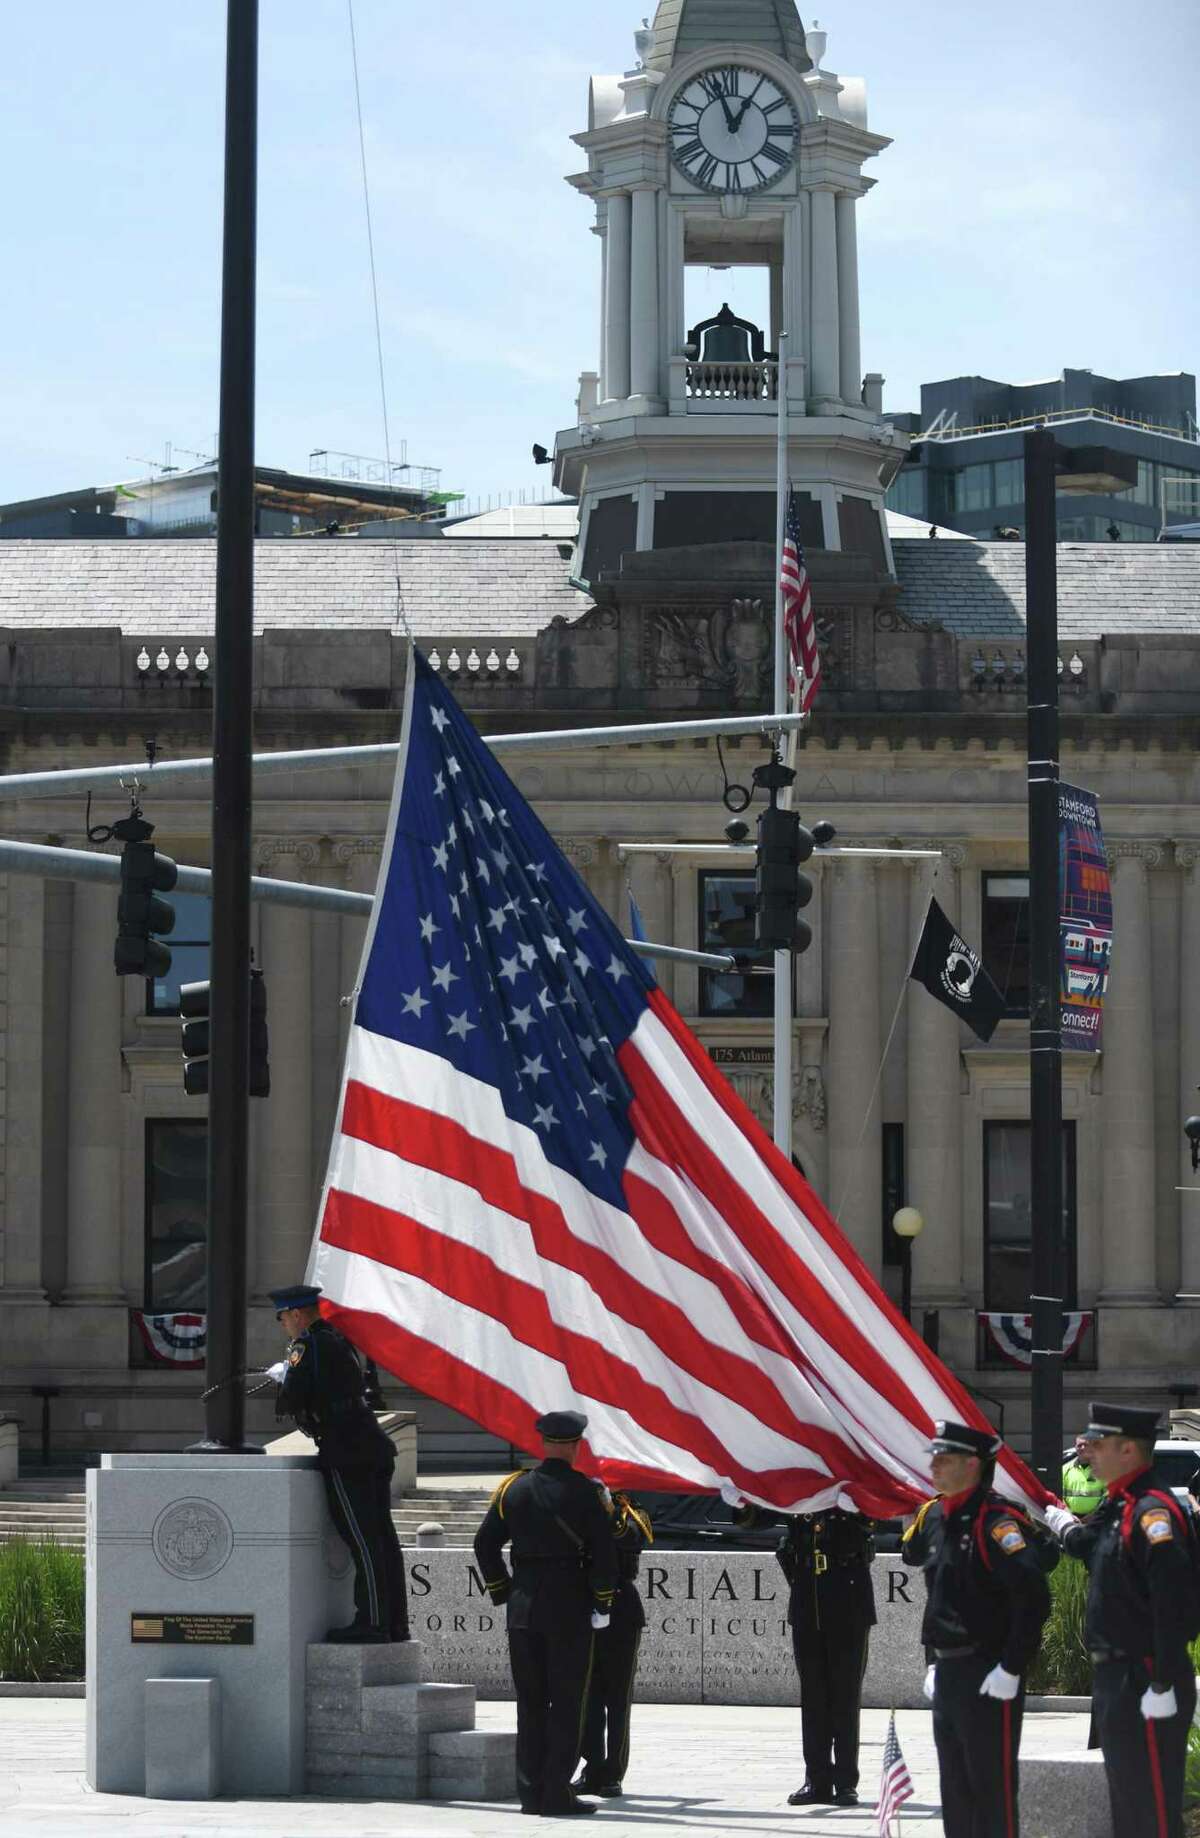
[0,1,1196,510]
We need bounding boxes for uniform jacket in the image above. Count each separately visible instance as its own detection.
[901,1485,1051,1676]
[607,1493,651,1630]
[775,1508,877,1633]
[274,1318,394,1471]
[473,1459,618,1634]
[1061,1465,1195,1681]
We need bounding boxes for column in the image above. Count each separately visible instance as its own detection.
[603,192,632,402]
[1,874,48,1297]
[629,187,659,400]
[64,882,124,1301]
[1179,846,1200,1295]
[808,187,840,406]
[769,260,784,354]
[337,845,379,1066]
[596,218,608,398]
[255,889,313,1298]
[309,890,342,1212]
[906,858,965,1302]
[827,858,881,1268]
[627,850,674,1006]
[835,193,862,406]
[1100,847,1159,1300]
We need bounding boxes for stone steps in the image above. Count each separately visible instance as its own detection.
[305,1637,515,1802]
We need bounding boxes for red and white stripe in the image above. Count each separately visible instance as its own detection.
[781,529,820,713]
[312,987,1048,1519]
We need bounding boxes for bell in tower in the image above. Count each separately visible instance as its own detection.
[554,2,908,592]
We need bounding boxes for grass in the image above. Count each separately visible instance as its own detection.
[0,1538,84,1682]
[1026,1555,1091,1697]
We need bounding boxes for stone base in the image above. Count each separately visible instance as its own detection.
[1019,1752,1112,1838]
[428,1728,518,1801]
[144,1677,220,1800]
[86,1453,354,1797]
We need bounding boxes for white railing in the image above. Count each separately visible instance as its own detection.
[685,358,779,403]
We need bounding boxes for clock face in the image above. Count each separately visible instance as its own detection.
[668,65,800,194]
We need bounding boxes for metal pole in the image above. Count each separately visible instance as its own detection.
[773,331,793,1157]
[198,0,258,1454]
[1025,425,1065,1493]
[901,1241,912,1324]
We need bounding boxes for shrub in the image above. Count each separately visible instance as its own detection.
[1026,1555,1091,1697]
[0,1538,85,1681]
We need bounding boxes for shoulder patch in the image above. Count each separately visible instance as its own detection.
[1141,1508,1175,1545]
[287,1343,305,1367]
[990,1517,1027,1553]
[490,1471,523,1520]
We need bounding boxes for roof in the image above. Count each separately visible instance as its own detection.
[886,509,976,542]
[647,0,811,73]
[444,504,580,540]
[0,539,588,637]
[894,540,1200,639]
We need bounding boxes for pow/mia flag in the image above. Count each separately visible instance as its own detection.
[910,897,1005,1042]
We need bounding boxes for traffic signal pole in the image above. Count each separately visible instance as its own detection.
[197,0,259,1453]
[773,332,792,1156]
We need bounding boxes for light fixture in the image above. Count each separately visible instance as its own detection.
[892,1206,925,1240]
[466,649,480,673]
[194,648,210,672]
[485,649,500,673]
[505,649,520,673]
[136,647,151,673]
[155,648,170,672]
[175,648,189,672]
[447,648,461,673]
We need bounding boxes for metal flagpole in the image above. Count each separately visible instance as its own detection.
[773,330,793,1157]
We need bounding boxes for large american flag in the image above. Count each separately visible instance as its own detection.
[781,487,820,712]
[310,649,1047,1516]
[876,1711,914,1836]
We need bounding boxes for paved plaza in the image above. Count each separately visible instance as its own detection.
[1,1698,1092,1837]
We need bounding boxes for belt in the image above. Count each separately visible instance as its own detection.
[934,1645,980,1660]
[513,1555,583,1567]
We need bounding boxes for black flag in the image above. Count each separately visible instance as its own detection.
[910,897,1005,1042]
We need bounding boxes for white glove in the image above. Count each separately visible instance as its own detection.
[1141,1684,1177,1721]
[590,1610,610,1631]
[923,1663,937,1703]
[266,1360,288,1384]
[979,1664,1021,1701]
[1044,1504,1077,1539]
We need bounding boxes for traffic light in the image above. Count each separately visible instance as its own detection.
[180,970,270,1098]
[113,814,177,977]
[180,980,210,1096]
[754,802,816,953]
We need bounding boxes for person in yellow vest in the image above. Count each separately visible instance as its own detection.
[1062,1432,1107,1517]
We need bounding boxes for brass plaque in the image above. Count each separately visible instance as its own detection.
[131,1613,254,1646]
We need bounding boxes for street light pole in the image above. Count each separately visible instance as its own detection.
[1025,425,1065,1493]
[197,0,259,1453]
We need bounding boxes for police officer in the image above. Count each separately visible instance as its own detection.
[776,1506,876,1807]
[270,1285,408,1644]
[901,1420,1051,1838]
[576,1485,651,1799]
[1045,1401,1198,1838]
[1062,1432,1106,1518]
[474,1410,617,1819]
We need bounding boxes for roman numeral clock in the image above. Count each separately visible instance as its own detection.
[668,65,799,193]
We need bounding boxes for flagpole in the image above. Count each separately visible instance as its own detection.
[773,332,793,1157]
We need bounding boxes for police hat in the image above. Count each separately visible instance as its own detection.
[535,1409,588,1442]
[928,1419,1002,1459]
[268,1284,323,1316]
[1082,1400,1161,1442]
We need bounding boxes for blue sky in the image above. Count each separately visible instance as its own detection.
[1,1,1195,509]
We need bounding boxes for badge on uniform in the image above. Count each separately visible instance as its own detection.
[991,1518,1026,1553]
[1142,1510,1174,1545]
[288,1344,305,1367]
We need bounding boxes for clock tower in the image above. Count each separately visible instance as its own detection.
[554,3,908,588]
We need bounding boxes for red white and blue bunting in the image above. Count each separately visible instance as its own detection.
[133,1311,206,1368]
[980,1311,1093,1369]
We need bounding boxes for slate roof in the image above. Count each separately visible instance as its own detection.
[893,540,1200,640]
[0,538,588,637]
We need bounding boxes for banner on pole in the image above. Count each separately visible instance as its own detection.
[1057,782,1112,1051]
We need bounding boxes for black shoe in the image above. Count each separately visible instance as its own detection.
[324,1621,388,1644]
[589,1782,622,1798]
[389,1629,411,1643]
[787,1783,835,1806]
[542,1797,597,1817]
[520,1806,541,1817]
[834,1789,859,1806]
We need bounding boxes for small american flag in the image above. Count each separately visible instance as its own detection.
[876,1710,914,1836]
[781,487,820,712]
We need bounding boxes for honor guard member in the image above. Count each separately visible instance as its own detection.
[901,1420,1052,1838]
[270,1285,408,1644]
[1045,1402,1200,1838]
[576,1485,652,1799]
[776,1505,876,1808]
[474,1410,617,1818]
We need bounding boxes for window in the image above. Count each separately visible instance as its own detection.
[881,1122,905,1268]
[954,463,993,513]
[886,468,926,519]
[993,458,1022,508]
[981,873,1029,1016]
[698,872,775,1018]
[146,891,211,1015]
[144,1120,208,1311]
[1132,458,1157,508]
[580,494,637,584]
[983,1119,1077,1311]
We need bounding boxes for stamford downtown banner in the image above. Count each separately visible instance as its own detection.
[1058,781,1113,1050]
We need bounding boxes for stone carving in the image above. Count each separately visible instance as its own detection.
[152,1497,234,1581]
[814,609,853,688]
[722,1065,826,1133]
[560,839,599,870]
[255,837,320,875]
[644,599,772,700]
[1176,842,1200,871]
[1105,840,1166,872]
[711,599,773,701]
[875,605,944,635]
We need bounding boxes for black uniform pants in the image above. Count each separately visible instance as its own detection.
[932,1652,1023,1838]
[508,1625,594,1811]
[1092,1657,1196,1838]
[581,1619,642,1784]
[791,1617,870,1793]
[322,1462,408,1638]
